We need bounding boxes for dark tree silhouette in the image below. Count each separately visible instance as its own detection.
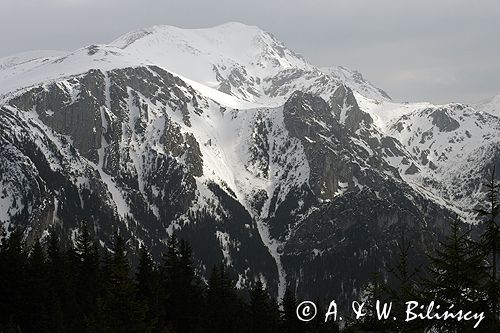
[422,218,487,332]
[475,168,500,331]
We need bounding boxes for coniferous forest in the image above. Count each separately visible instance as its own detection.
[0,224,338,333]
[0,172,498,333]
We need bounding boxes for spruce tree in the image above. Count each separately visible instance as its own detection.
[423,217,487,332]
[0,228,27,331]
[161,235,204,333]
[99,234,149,333]
[160,233,179,331]
[163,233,179,281]
[352,273,390,332]
[475,168,500,331]
[249,278,273,333]
[384,229,425,333]
[137,245,157,301]
[46,231,68,333]
[268,297,282,333]
[73,221,101,321]
[176,239,205,333]
[282,287,301,333]
[206,264,242,333]
[136,245,160,330]
[26,240,49,332]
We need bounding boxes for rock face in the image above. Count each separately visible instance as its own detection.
[1,65,281,293]
[1,23,499,305]
[9,70,106,162]
[254,90,455,302]
[429,108,460,132]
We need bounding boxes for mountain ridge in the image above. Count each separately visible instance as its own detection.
[0,22,498,303]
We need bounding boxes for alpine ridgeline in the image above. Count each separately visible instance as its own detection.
[1,22,499,304]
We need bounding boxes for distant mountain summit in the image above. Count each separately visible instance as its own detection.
[321,66,391,101]
[476,91,500,118]
[1,22,498,303]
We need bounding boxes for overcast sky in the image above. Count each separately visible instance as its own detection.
[1,0,499,104]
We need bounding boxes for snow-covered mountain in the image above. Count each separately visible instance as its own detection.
[1,23,498,303]
[357,96,500,221]
[321,66,391,101]
[476,92,500,118]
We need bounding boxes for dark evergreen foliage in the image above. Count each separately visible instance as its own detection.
[474,167,500,331]
[0,228,27,332]
[282,287,303,333]
[0,170,498,332]
[347,169,500,332]
[205,263,244,333]
[136,244,161,329]
[421,218,487,332]
[249,278,279,333]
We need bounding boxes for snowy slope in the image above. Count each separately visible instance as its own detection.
[0,50,68,71]
[321,66,391,101]
[111,22,311,86]
[1,22,499,302]
[355,93,433,131]
[476,92,500,118]
[0,23,379,108]
[0,23,305,102]
[357,93,500,221]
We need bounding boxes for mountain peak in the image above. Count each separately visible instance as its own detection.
[2,22,499,310]
[321,66,391,101]
[110,22,269,50]
[476,91,500,118]
[210,21,261,31]
[0,23,389,108]
[111,22,263,49]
